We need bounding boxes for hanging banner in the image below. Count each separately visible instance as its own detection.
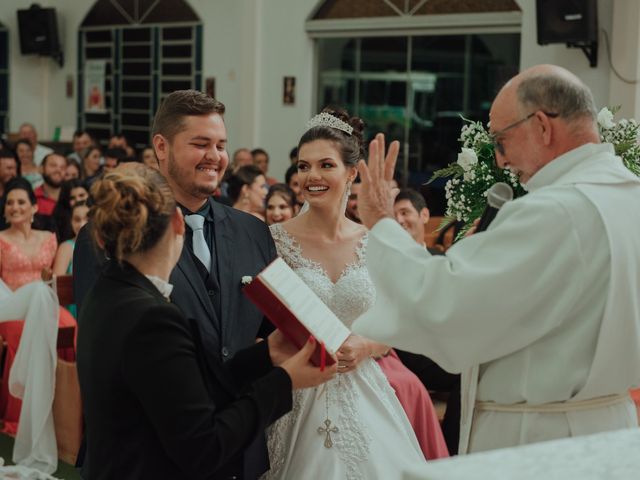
[85,60,106,112]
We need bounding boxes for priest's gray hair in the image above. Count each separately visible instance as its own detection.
[516,73,597,122]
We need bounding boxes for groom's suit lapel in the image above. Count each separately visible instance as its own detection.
[211,199,235,341]
[176,243,220,335]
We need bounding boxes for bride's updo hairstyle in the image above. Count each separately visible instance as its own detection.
[299,107,365,168]
[90,163,175,262]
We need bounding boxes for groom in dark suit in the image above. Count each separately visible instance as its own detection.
[151,90,277,478]
[73,91,277,479]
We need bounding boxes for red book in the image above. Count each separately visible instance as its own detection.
[243,258,350,367]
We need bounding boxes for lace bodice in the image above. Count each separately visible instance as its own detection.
[269,223,375,328]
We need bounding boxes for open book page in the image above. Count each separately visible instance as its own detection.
[260,258,350,353]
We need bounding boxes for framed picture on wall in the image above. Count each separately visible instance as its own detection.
[283,76,295,105]
[206,77,216,99]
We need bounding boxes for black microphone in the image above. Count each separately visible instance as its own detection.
[475,182,513,232]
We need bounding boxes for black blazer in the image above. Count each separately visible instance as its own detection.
[77,261,292,480]
[74,200,279,477]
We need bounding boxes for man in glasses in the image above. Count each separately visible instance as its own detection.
[353,64,640,456]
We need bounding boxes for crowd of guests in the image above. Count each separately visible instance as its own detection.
[0,127,159,306]
[0,110,460,476]
[0,125,313,307]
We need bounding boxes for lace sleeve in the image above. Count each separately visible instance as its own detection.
[268,223,306,269]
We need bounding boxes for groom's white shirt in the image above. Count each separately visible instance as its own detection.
[353,143,640,453]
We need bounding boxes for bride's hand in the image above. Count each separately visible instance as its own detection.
[337,335,375,373]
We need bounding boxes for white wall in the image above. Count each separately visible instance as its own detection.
[516,0,613,108]
[254,0,318,179]
[0,0,90,140]
[189,0,259,156]
[609,0,640,119]
[190,0,317,181]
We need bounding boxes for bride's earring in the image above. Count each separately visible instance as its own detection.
[340,181,352,213]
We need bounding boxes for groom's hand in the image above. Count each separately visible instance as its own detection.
[357,133,400,230]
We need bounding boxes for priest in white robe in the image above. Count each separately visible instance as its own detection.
[353,64,640,455]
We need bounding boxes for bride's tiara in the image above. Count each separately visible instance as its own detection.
[305,112,353,136]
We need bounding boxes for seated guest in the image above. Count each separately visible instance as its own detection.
[53,201,89,276]
[284,164,304,211]
[34,153,66,218]
[393,188,461,454]
[53,200,89,318]
[218,148,253,202]
[252,148,278,185]
[78,164,335,479]
[0,150,18,199]
[265,184,295,225]
[288,146,298,165]
[228,165,268,221]
[65,157,81,180]
[0,177,57,290]
[67,130,93,164]
[345,178,362,223]
[231,148,253,172]
[103,147,127,172]
[394,188,440,253]
[81,146,103,188]
[0,150,18,231]
[140,146,158,169]
[14,139,42,189]
[53,179,90,242]
[18,122,52,166]
[108,132,135,158]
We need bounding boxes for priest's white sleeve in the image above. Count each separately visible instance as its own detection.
[352,191,594,374]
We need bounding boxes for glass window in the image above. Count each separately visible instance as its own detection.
[79,1,201,149]
[316,33,520,214]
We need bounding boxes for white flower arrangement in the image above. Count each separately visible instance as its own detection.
[241,276,253,286]
[431,108,640,235]
[597,107,640,177]
[430,118,525,234]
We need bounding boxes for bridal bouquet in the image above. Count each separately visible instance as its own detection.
[431,108,640,235]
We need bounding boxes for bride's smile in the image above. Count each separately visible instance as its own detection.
[297,139,356,207]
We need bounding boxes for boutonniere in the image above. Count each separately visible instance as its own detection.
[241,276,253,286]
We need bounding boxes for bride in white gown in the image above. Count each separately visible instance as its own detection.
[263,109,426,479]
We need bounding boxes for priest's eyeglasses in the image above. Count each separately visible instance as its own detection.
[489,111,559,157]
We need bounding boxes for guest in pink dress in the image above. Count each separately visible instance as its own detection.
[0,177,76,434]
[375,350,450,459]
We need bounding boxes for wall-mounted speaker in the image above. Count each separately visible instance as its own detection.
[536,0,598,45]
[536,0,598,67]
[17,4,60,56]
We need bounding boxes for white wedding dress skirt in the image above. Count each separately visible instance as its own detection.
[264,224,425,480]
[0,279,59,474]
[265,359,425,480]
